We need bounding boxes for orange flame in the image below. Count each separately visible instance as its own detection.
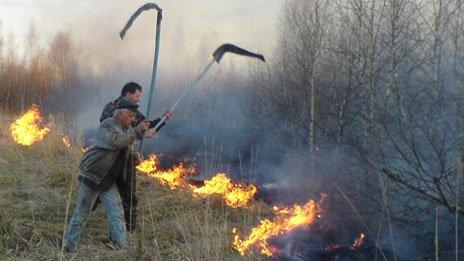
[136,155,158,173]
[325,232,366,252]
[136,155,195,189]
[192,173,257,208]
[233,199,319,256]
[136,155,257,207]
[10,105,52,146]
[350,233,365,250]
[62,135,71,147]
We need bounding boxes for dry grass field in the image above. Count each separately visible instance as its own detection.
[0,113,270,260]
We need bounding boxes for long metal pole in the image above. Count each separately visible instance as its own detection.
[119,3,163,153]
[166,43,265,118]
[149,43,265,137]
[145,11,162,119]
[152,59,216,130]
[139,10,162,153]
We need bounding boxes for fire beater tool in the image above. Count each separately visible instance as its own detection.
[119,2,163,152]
[152,43,265,131]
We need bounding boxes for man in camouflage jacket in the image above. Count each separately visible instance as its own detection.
[98,82,172,231]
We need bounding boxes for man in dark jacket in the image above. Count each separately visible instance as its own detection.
[63,100,151,250]
[99,82,172,232]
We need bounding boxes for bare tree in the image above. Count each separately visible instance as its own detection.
[248,0,464,256]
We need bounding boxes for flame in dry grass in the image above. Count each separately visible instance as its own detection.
[191,173,257,208]
[136,155,195,189]
[350,233,365,250]
[10,104,52,146]
[325,232,366,252]
[136,155,257,207]
[233,199,319,256]
[62,135,71,147]
[153,163,195,189]
[136,155,158,173]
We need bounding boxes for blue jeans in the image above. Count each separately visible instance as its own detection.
[63,181,126,249]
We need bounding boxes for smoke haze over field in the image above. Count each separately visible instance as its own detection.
[1,0,281,131]
[0,0,279,73]
[1,1,463,258]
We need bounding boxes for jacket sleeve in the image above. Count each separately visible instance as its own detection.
[149,117,166,131]
[99,121,143,150]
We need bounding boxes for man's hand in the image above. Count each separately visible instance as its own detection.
[164,110,174,119]
[145,129,156,138]
[137,121,150,132]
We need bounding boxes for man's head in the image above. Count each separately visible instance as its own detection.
[116,109,138,127]
[121,82,142,103]
[115,99,139,127]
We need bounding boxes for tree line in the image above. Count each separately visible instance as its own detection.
[0,24,89,116]
[247,0,463,257]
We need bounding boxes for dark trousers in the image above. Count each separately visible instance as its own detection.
[116,154,138,231]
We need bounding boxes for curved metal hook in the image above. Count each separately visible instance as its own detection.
[119,3,162,39]
[213,43,265,63]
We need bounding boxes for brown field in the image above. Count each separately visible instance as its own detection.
[0,114,269,260]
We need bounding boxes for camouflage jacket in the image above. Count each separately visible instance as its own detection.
[100,96,165,130]
[78,116,144,186]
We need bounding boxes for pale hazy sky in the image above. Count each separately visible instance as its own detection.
[0,0,282,74]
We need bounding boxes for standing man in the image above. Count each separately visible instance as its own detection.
[63,100,152,250]
[99,82,172,231]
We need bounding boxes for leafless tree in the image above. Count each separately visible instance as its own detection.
[248,0,464,256]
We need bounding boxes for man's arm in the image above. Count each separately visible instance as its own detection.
[148,111,173,131]
[99,120,144,150]
[149,118,166,131]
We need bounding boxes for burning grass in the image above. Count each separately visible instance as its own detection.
[10,105,52,146]
[0,113,271,260]
[233,199,320,256]
[137,155,258,208]
[1,111,340,259]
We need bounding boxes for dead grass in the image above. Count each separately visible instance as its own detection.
[0,113,269,260]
